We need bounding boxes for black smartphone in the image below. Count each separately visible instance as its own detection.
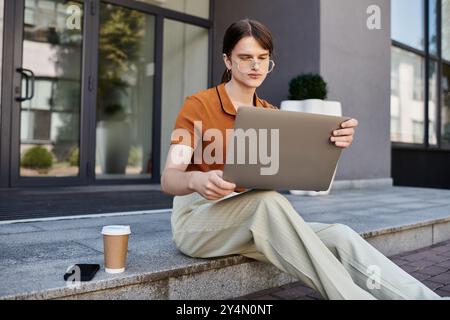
[64,264,100,282]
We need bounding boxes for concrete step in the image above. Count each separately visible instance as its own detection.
[1,186,450,300]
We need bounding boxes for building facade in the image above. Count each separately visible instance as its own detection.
[0,0,448,190]
[391,0,450,189]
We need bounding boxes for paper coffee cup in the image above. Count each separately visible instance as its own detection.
[102,225,131,274]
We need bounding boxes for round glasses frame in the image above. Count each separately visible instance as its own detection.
[232,57,275,74]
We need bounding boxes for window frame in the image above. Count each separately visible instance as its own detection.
[391,0,450,150]
[97,0,214,184]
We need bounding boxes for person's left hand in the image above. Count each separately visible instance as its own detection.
[330,118,358,148]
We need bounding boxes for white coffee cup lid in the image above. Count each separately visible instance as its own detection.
[101,225,131,236]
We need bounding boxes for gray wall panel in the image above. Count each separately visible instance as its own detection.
[320,0,391,180]
[212,0,321,105]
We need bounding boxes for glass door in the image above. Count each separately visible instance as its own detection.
[10,0,86,186]
[5,0,210,187]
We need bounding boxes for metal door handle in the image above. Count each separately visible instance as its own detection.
[15,68,35,101]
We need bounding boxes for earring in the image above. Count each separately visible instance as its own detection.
[225,68,230,80]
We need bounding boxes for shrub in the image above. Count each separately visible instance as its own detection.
[69,147,79,166]
[288,73,328,100]
[128,145,141,166]
[21,146,53,169]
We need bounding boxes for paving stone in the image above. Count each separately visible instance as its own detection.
[430,246,450,254]
[437,251,450,258]
[400,264,420,273]
[390,258,410,266]
[295,295,317,300]
[437,284,450,293]
[252,294,281,300]
[305,291,324,300]
[407,260,436,269]
[401,252,432,262]
[418,266,449,276]
[422,280,444,291]
[241,287,283,299]
[426,273,450,285]
[272,284,316,299]
[435,289,450,298]
[435,260,450,268]
[410,272,432,281]
[423,255,450,263]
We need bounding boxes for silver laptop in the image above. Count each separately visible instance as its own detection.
[222,106,351,191]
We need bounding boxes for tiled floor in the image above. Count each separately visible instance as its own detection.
[236,240,450,300]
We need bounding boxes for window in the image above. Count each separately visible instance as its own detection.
[429,61,438,144]
[391,47,425,143]
[137,0,209,19]
[443,0,450,61]
[391,0,446,147]
[19,0,83,177]
[429,0,438,55]
[96,3,155,179]
[160,19,209,173]
[391,0,425,50]
[442,63,450,146]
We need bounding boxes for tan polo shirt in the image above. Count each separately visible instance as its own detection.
[170,82,278,192]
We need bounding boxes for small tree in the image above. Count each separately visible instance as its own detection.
[21,146,53,170]
[288,73,328,100]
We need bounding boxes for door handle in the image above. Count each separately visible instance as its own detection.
[15,68,35,102]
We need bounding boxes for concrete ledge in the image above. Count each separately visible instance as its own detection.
[331,178,393,190]
[364,217,450,256]
[2,256,296,300]
[3,216,450,300]
[1,185,450,300]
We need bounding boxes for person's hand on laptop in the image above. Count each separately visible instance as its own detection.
[190,170,236,200]
[330,118,358,148]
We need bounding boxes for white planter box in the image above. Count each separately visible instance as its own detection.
[280,99,342,196]
[96,120,131,174]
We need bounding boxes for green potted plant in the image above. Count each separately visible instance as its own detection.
[281,73,342,116]
[280,73,342,196]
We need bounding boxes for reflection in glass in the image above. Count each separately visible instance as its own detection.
[96,3,155,179]
[442,64,450,146]
[160,19,208,173]
[428,61,438,145]
[443,0,450,61]
[391,0,424,50]
[429,0,437,55]
[20,0,83,177]
[137,0,209,19]
[391,46,425,144]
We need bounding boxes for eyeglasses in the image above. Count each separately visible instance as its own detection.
[232,57,275,74]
